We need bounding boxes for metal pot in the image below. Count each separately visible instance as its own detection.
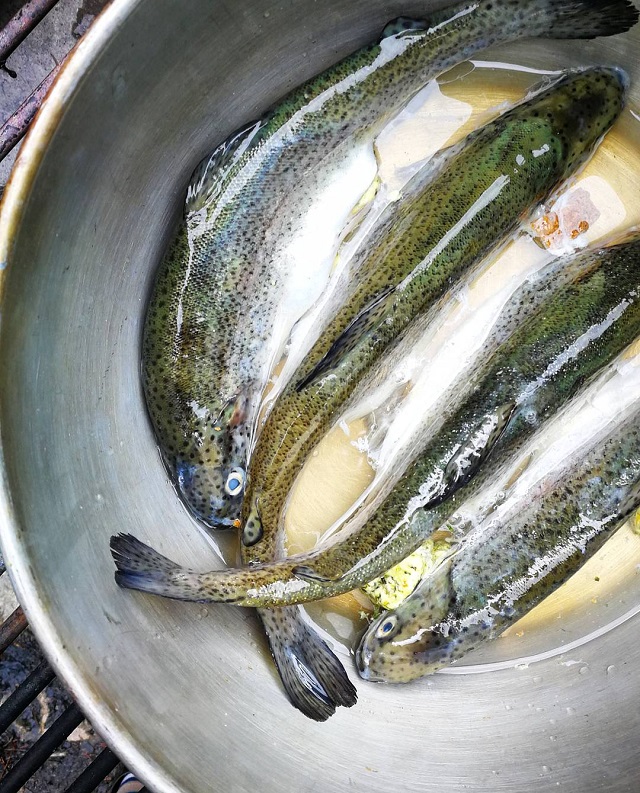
[1,1,639,791]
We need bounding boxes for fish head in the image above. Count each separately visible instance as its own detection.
[356,561,492,683]
[518,67,627,182]
[172,394,250,531]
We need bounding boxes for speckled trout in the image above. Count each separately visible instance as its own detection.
[357,364,640,683]
[113,237,640,606]
[140,1,637,720]
[145,0,637,531]
[237,67,627,566]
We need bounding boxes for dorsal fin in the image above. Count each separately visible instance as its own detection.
[293,565,341,584]
[296,288,394,392]
[186,117,269,213]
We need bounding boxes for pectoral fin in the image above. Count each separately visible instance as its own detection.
[421,402,517,511]
[293,565,342,584]
[441,402,517,498]
[296,288,394,391]
[186,117,269,213]
[242,498,264,547]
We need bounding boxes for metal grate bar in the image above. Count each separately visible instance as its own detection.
[0,0,60,64]
[0,702,84,793]
[0,657,55,733]
[63,747,121,793]
[0,61,61,161]
[0,606,27,654]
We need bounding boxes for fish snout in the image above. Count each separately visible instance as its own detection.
[171,393,251,530]
[355,629,389,683]
[356,611,424,683]
[357,564,459,682]
[175,458,245,530]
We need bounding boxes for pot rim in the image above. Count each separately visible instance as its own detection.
[0,1,180,790]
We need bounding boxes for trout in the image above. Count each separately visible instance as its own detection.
[357,363,640,682]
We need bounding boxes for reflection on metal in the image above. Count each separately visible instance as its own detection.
[0,3,130,792]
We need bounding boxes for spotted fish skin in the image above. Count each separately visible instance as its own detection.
[139,0,638,722]
[144,0,638,533]
[357,408,640,683]
[240,67,627,554]
[112,232,640,605]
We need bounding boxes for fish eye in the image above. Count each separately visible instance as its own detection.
[225,468,245,497]
[376,614,398,640]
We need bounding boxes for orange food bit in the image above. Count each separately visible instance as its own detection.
[570,220,590,240]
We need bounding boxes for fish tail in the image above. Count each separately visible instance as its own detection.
[110,534,205,600]
[259,607,357,721]
[533,0,639,39]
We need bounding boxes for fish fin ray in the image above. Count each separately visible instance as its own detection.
[440,401,517,501]
[295,288,394,391]
[241,499,264,547]
[421,402,517,511]
[293,565,340,584]
[259,607,357,721]
[110,534,205,601]
[186,117,269,213]
[380,16,430,38]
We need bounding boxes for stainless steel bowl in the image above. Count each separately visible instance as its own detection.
[1,1,640,791]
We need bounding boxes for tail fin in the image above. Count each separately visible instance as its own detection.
[539,0,638,39]
[259,607,357,721]
[110,533,202,600]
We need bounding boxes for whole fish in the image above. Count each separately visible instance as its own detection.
[357,387,640,682]
[141,1,637,721]
[145,0,638,534]
[239,66,627,559]
[112,234,640,604]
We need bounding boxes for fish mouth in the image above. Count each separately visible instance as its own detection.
[602,65,629,92]
[174,458,244,530]
[202,513,242,531]
[355,642,371,679]
[355,637,387,682]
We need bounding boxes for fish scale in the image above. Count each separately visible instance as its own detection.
[144,0,638,531]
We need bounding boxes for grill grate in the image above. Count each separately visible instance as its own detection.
[0,2,143,791]
[0,564,133,791]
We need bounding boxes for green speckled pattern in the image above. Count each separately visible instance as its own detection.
[241,68,626,559]
[137,0,638,721]
[358,407,640,683]
[142,0,637,532]
[144,0,540,530]
[112,235,640,606]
